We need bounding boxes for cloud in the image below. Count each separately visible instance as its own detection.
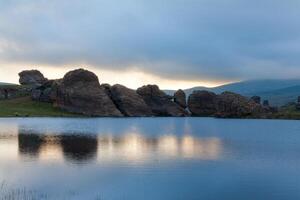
[0,0,300,82]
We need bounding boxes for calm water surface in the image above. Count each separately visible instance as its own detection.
[0,117,300,200]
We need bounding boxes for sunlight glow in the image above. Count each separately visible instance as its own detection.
[0,64,229,90]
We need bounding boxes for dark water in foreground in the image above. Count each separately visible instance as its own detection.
[0,117,300,200]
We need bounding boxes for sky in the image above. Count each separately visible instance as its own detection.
[0,0,300,89]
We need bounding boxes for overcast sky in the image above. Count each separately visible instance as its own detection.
[0,0,300,89]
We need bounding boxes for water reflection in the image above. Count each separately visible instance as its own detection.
[1,126,223,165]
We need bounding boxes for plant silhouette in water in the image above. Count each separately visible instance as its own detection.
[0,181,104,200]
[0,181,48,200]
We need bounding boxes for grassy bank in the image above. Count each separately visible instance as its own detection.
[274,104,300,120]
[0,96,79,117]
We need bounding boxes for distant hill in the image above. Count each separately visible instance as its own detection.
[253,85,300,106]
[164,79,300,106]
[0,82,15,86]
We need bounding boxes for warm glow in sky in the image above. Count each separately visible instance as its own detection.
[0,64,227,89]
[1,1,299,88]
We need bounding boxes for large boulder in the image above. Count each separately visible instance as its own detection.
[187,90,270,118]
[188,90,217,116]
[174,89,187,108]
[263,100,269,106]
[19,70,47,86]
[55,69,122,116]
[251,96,261,104]
[137,85,188,116]
[31,79,62,103]
[215,92,263,118]
[109,84,153,117]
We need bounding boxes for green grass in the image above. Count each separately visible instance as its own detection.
[0,96,80,117]
[273,104,300,120]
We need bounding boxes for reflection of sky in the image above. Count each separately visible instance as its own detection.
[0,131,223,165]
[1,118,300,199]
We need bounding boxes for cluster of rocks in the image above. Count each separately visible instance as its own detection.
[187,91,276,118]
[296,97,300,110]
[20,69,188,117]
[0,86,31,100]
[16,68,279,118]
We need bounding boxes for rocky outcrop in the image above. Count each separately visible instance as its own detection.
[215,92,263,118]
[174,89,187,108]
[55,69,122,116]
[263,100,269,106]
[19,70,47,86]
[251,96,261,104]
[137,85,188,116]
[0,87,19,100]
[296,96,300,110]
[0,85,31,100]
[9,68,285,118]
[31,79,61,103]
[108,84,153,117]
[188,90,272,118]
[188,91,217,116]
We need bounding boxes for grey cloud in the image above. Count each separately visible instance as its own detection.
[0,0,300,82]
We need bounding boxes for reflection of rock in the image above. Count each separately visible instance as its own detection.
[60,135,98,162]
[15,128,222,163]
[137,85,188,116]
[18,134,44,157]
[55,69,122,116]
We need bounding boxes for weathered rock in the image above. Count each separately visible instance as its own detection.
[137,85,188,116]
[174,89,187,108]
[187,90,269,118]
[101,84,113,97]
[188,90,217,116]
[31,79,61,103]
[215,92,262,118]
[0,86,31,100]
[109,84,153,117]
[263,100,269,106]
[251,96,261,104]
[55,69,122,116]
[19,70,47,86]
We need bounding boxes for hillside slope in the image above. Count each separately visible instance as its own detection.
[165,79,300,106]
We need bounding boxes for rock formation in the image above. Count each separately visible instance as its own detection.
[19,70,47,86]
[215,92,263,118]
[55,69,122,116]
[5,68,284,118]
[263,100,269,107]
[31,79,61,103]
[188,90,270,118]
[297,96,300,110]
[109,84,153,117]
[174,89,187,109]
[137,85,188,116]
[251,96,261,104]
[188,90,217,116]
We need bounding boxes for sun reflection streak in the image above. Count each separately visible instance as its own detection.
[0,132,223,164]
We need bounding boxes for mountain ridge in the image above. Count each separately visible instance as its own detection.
[164,79,300,106]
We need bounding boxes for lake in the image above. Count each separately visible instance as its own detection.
[0,117,300,200]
